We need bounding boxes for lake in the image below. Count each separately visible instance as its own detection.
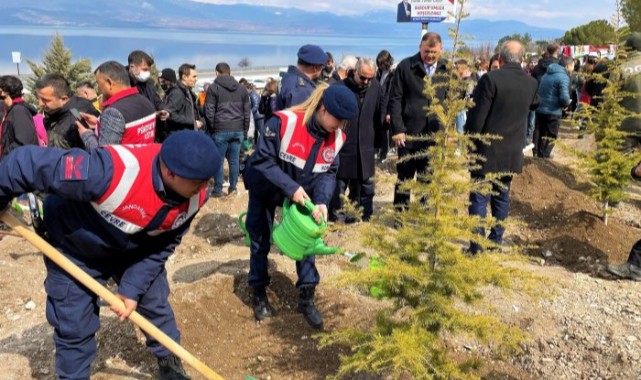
[0,26,470,75]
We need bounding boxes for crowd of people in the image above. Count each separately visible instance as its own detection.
[0,31,640,379]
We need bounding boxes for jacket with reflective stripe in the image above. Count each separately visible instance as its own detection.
[277,110,344,173]
[98,87,156,144]
[93,144,206,235]
[243,110,342,206]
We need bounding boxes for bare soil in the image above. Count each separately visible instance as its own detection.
[1,125,641,380]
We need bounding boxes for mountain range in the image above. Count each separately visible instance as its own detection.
[0,1,566,73]
[4,0,564,41]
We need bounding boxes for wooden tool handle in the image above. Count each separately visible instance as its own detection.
[0,212,224,380]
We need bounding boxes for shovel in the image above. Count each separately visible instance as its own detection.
[0,211,225,380]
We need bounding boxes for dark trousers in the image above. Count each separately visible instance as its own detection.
[628,239,641,267]
[329,177,375,221]
[393,147,429,210]
[534,113,560,158]
[253,118,264,143]
[468,175,512,253]
[378,127,392,160]
[43,256,178,380]
[246,192,320,289]
[526,110,536,145]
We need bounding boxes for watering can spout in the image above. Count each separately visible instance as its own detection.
[304,239,341,256]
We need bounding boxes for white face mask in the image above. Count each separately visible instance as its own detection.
[136,70,151,82]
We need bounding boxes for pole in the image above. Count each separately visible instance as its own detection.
[16,63,20,77]
[421,22,429,37]
[0,212,225,380]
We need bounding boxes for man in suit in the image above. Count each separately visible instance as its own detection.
[388,32,449,211]
[464,40,540,254]
[397,0,411,22]
[329,57,382,223]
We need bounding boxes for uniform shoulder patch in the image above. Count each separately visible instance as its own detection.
[60,153,89,181]
[264,126,276,138]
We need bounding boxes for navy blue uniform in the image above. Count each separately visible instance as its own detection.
[0,146,196,380]
[275,66,318,111]
[243,115,339,289]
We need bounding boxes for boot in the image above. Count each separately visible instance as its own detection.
[157,354,191,380]
[297,286,324,329]
[253,287,273,321]
[606,262,641,281]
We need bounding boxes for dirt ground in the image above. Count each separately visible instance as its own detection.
[1,124,641,380]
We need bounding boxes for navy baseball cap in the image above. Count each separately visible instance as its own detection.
[160,130,221,180]
[323,84,358,120]
[297,44,327,66]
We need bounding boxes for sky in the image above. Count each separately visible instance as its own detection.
[192,0,619,29]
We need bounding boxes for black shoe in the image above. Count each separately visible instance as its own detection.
[253,287,273,321]
[297,286,323,329]
[158,354,191,380]
[210,191,224,198]
[344,215,357,224]
[606,262,641,281]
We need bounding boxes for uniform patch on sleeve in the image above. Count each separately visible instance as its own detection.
[264,126,276,138]
[60,153,89,181]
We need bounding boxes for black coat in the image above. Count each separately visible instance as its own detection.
[44,96,100,149]
[164,83,200,134]
[337,76,382,180]
[388,54,448,151]
[378,69,394,118]
[531,56,559,84]
[1,100,38,159]
[128,70,165,111]
[465,62,540,176]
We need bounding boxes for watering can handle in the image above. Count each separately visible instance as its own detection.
[238,212,248,234]
[284,198,324,226]
[303,199,325,226]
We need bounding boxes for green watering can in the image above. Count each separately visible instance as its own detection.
[238,198,340,261]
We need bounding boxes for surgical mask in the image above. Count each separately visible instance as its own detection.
[136,70,151,82]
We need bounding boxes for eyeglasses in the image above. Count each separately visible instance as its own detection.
[356,71,375,83]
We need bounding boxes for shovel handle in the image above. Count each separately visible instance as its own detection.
[0,212,225,380]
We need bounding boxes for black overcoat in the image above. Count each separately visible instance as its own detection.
[337,79,382,180]
[465,62,539,176]
[388,54,448,151]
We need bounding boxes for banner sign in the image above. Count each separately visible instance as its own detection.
[397,0,456,23]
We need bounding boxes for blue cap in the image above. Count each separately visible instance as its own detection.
[297,44,327,66]
[323,84,358,120]
[160,130,222,180]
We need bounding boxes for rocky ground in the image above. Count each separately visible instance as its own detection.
[0,125,640,379]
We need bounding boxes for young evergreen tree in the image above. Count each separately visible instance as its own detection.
[571,48,641,224]
[25,33,93,103]
[320,1,541,378]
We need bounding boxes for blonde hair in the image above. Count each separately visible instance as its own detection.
[289,82,329,125]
